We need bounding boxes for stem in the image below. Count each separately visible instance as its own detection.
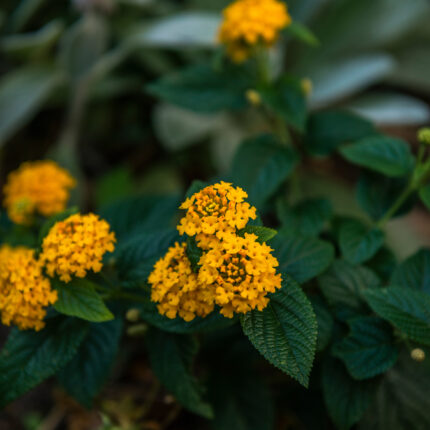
[274,114,292,146]
[377,182,415,228]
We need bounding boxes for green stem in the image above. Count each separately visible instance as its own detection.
[377,182,415,228]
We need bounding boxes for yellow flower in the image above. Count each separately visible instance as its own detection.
[40,213,116,283]
[0,245,57,331]
[148,242,215,322]
[218,0,292,62]
[198,233,282,318]
[3,160,76,225]
[177,181,257,249]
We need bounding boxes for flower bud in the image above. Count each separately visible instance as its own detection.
[418,128,430,145]
[411,348,426,362]
[246,89,261,106]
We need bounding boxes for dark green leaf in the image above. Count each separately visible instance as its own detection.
[357,171,414,220]
[238,225,277,243]
[231,134,299,208]
[208,368,274,430]
[259,76,307,131]
[287,21,319,46]
[95,166,135,208]
[185,179,209,199]
[322,357,376,430]
[419,183,430,210]
[340,136,414,177]
[58,318,123,407]
[0,66,64,147]
[305,110,375,156]
[146,330,213,418]
[277,198,332,237]
[310,295,334,352]
[0,317,88,407]
[271,233,335,283]
[116,229,179,288]
[241,275,317,386]
[364,287,430,346]
[338,218,384,264]
[146,63,250,113]
[99,194,180,242]
[366,247,397,282]
[391,249,430,294]
[186,236,203,273]
[319,260,380,310]
[332,316,398,380]
[53,279,114,322]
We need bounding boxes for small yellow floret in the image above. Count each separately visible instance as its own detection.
[0,245,57,331]
[198,233,282,318]
[40,213,116,283]
[418,128,430,145]
[148,242,215,322]
[177,181,257,248]
[218,0,292,62]
[3,160,76,225]
[246,89,262,106]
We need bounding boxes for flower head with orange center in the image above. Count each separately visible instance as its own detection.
[40,213,116,283]
[148,242,215,322]
[3,160,76,225]
[218,0,292,62]
[0,245,57,331]
[198,233,282,318]
[177,182,257,249]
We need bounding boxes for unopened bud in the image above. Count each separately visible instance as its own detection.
[126,308,141,322]
[246,89,261,106]
[418,128,430,145]
[411,348,426,362]
[126,323,148,337]
[301,78,312,97]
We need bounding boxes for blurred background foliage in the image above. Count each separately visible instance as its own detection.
[1,0,430,191]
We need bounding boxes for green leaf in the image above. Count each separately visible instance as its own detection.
[340,135,414,177]
[38,206,78,246]
[241,275,317,387]
[186,236,203,273]
[366,247,397,282]
[258,76,307,131]
[271,233,335,283]
[287,21,319,46]
[238,225,277,243]
[391,249,430,294]
[185,179,208,199]
[357,171,415,220]
[419,183,430,210]
[116,229,179,288]
[304,110,375,156]
[95,166,135,208]
[57,318,123,408]
[53,279,114,322]
[208,367,274,430]
[0,66,64,147]
[310,296,334,352]
[145,330,213,418]
[0,317,88,407]
[277,198,332,237]
[364,287,430,346]
[231,134,299,208]
[338,218,384,264]
[319,260,380,310]
[99,194,180,242]
[332,316,398,380]
[322,357,376,430]
[146,63,250,113]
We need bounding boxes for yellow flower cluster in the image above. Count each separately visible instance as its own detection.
[3,160,76,225]
[218,0,292,62]
[150,182,282,321]
[178,181,257,249]
[0,245,57,331]
[148,242,214,322]
[40,213,116,283]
